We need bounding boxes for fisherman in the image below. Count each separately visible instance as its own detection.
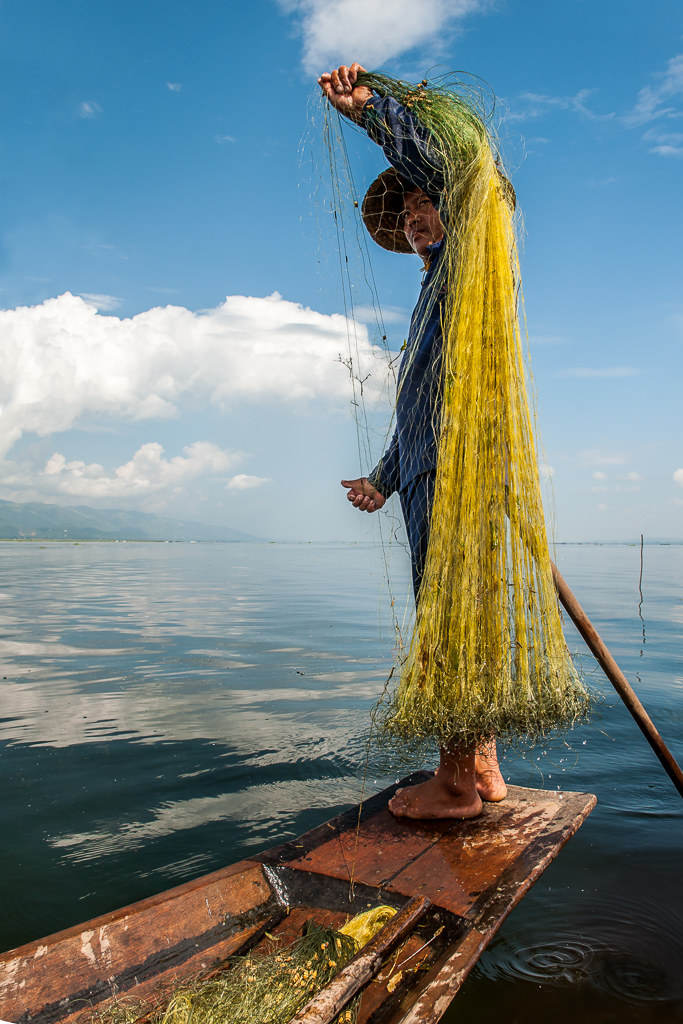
[319,62,508,820]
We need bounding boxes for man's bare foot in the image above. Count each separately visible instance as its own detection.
[475,738,507,802]
[389,745,483,820]
[389,775,482,819]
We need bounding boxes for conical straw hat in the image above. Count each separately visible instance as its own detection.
[362,165,515,253]
[361,167,414,254]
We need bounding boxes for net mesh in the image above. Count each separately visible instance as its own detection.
[92,907,397,1024]
[321,70,594,749]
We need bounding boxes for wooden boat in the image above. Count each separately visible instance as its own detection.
[0,773,595,1024]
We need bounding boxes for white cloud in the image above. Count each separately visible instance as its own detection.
[506,53,683,159]
[216,134,238,144]
[227,474,270,491]
[557,366,639,379]
[79,292,122,311]
[507,89,614,124]
[625,53,683,157]
[41,442,243,499]
[626,53,683,127]
[593,471,607,480]
[280,0,489,75]
[674,469,683,487]
[0,291,383,457]
[166,82,183,92]
[643,127,683,158]
[79,101,102,119]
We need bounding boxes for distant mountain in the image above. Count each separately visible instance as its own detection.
[0,499,259,542]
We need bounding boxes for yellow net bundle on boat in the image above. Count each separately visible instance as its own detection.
[348,72,593,748]
[95,906,396,1024]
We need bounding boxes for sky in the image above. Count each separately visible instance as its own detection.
[0,0,681,542]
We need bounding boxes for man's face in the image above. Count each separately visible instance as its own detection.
[401,189,444,257]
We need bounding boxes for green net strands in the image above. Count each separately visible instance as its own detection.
[93,907,397,1024]
[159,924,358,1024]
[351,72,593,748]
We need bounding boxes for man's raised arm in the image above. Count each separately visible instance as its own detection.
[318,63,371,120]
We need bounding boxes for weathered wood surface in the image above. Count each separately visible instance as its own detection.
[0,859,276,1024]
[259,778,596,1024]
[0,776,595,1024]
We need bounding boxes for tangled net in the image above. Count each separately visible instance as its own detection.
[94,906,396,1024]
[340,71,595,749]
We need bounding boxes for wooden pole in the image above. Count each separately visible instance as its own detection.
[552,561,683,799]
[288,896,430,1024]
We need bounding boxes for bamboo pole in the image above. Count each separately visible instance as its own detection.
[288,896,430,1024]
[552,561,683,799]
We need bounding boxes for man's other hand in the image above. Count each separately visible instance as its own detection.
[318,63,372,120]
[341,477,386,513]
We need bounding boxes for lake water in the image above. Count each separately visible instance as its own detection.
[1,540,682,1022]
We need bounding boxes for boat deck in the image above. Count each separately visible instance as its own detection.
[0,774,596,1024]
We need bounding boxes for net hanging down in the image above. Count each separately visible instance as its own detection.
[326,71,594,750]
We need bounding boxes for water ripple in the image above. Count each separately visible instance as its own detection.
[480,888,683,1003]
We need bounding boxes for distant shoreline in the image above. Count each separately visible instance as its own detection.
[1,537,681,546]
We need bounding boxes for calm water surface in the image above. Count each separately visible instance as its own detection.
[1,540,682,1023]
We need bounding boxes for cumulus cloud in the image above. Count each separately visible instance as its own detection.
[0,291,383,457]
[280,0,488,74]
[41,442,245,499]
[166,82,183,92]
[674,469,683,487]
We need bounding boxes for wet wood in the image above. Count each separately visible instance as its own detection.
[289,896,430,1024]
[0,860,276,1024]
[0,778,596,1024]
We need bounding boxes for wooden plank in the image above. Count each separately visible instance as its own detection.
[284,807,454,888]
[258,774,433,869]
[0,860,276,1024]
[384,789,562,917]
[382,788,597,1023]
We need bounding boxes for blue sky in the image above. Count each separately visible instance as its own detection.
[0,0,681,541]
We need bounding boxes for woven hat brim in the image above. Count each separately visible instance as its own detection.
[361,168,414,254]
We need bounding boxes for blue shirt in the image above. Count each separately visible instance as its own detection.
[360,94,447,497]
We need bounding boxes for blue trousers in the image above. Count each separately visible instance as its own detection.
[399,470,436,599]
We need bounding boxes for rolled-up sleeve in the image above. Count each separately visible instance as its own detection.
[368,428,400,498]
[359,95,444,204]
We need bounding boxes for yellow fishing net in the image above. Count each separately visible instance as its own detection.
[93,906,396,1024]
[323,71,593,749]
